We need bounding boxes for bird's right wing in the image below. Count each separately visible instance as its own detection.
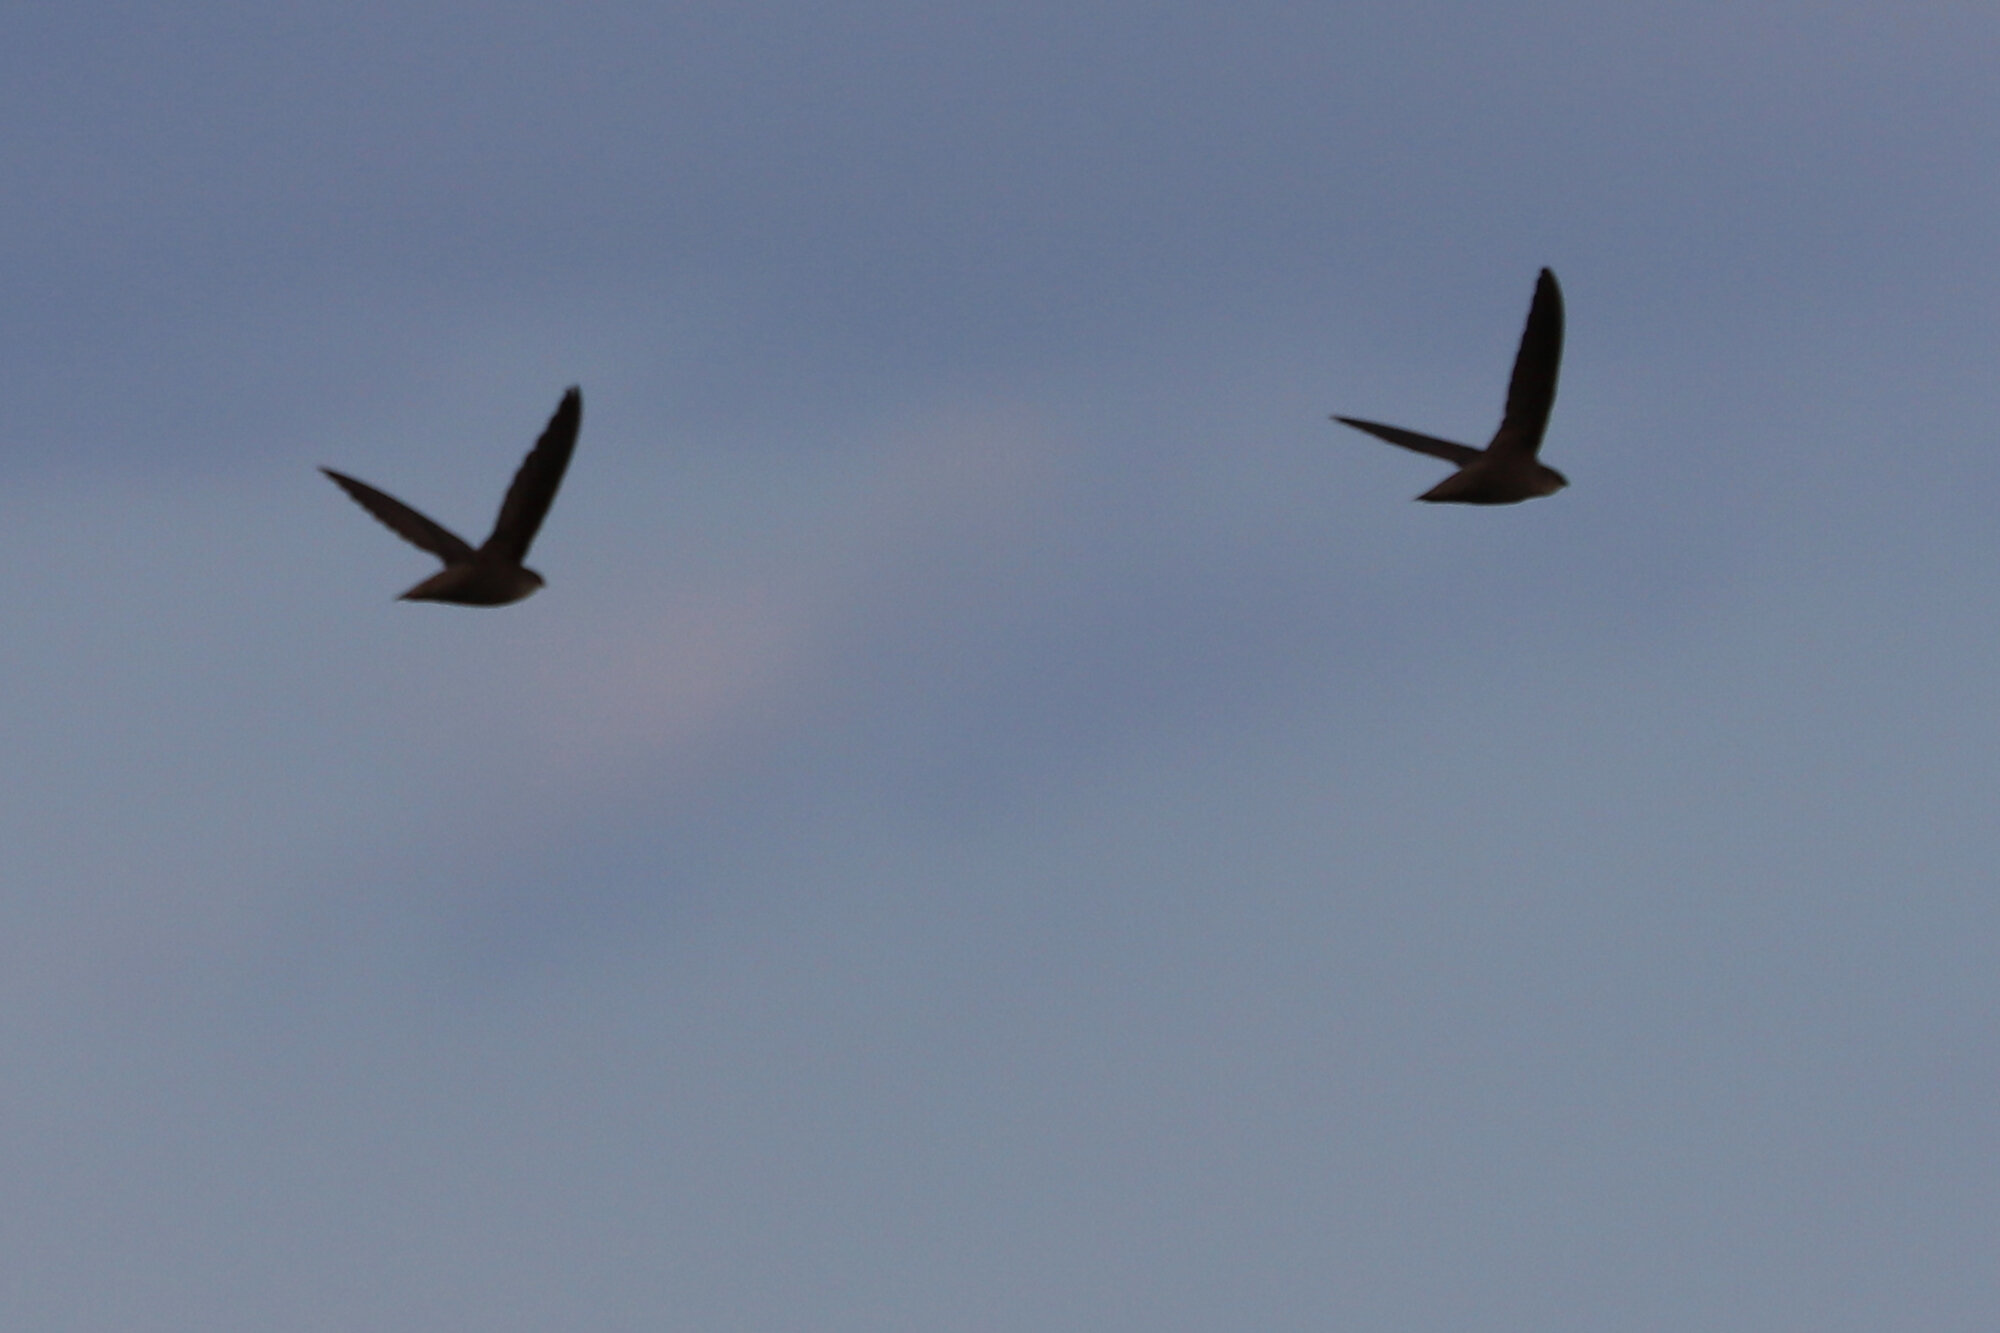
[1494,268,1564,457]
[486,387,582,563]
[1332,416,1481,466]
[321,468,476,564]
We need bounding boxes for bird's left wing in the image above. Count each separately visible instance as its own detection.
[1332,416,1482,466]
[321,468,476,565]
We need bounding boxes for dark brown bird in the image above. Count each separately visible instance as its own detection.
[1334,269,1566,504]
[323,387,582,605]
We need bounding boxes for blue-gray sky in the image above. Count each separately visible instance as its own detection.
[3,2,1998,1328]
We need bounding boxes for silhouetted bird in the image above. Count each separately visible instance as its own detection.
[1334,269,1566,504]
[323,387,582,605]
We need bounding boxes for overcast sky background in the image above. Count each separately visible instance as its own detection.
[2,2,1997,1328]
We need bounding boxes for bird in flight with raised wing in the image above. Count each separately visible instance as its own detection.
[322,386,582,605]
[1333,269,1566,504]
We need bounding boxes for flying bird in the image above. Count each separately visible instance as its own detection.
[1333,269,1566,504]
[322,386,582,605]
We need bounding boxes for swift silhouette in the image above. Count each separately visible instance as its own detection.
[323,387,582,605]
[1334,269,1566,504]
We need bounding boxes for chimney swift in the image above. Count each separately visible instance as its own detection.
[1333,268,1566,504]
[322,386,582,605]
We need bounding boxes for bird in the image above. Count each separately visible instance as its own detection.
[1333,268,1566,504]
[322,386,582,605]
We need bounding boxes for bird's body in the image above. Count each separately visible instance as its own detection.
[392,555,547,606]
[323,387,581,605]
[1334,269,1566,504]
